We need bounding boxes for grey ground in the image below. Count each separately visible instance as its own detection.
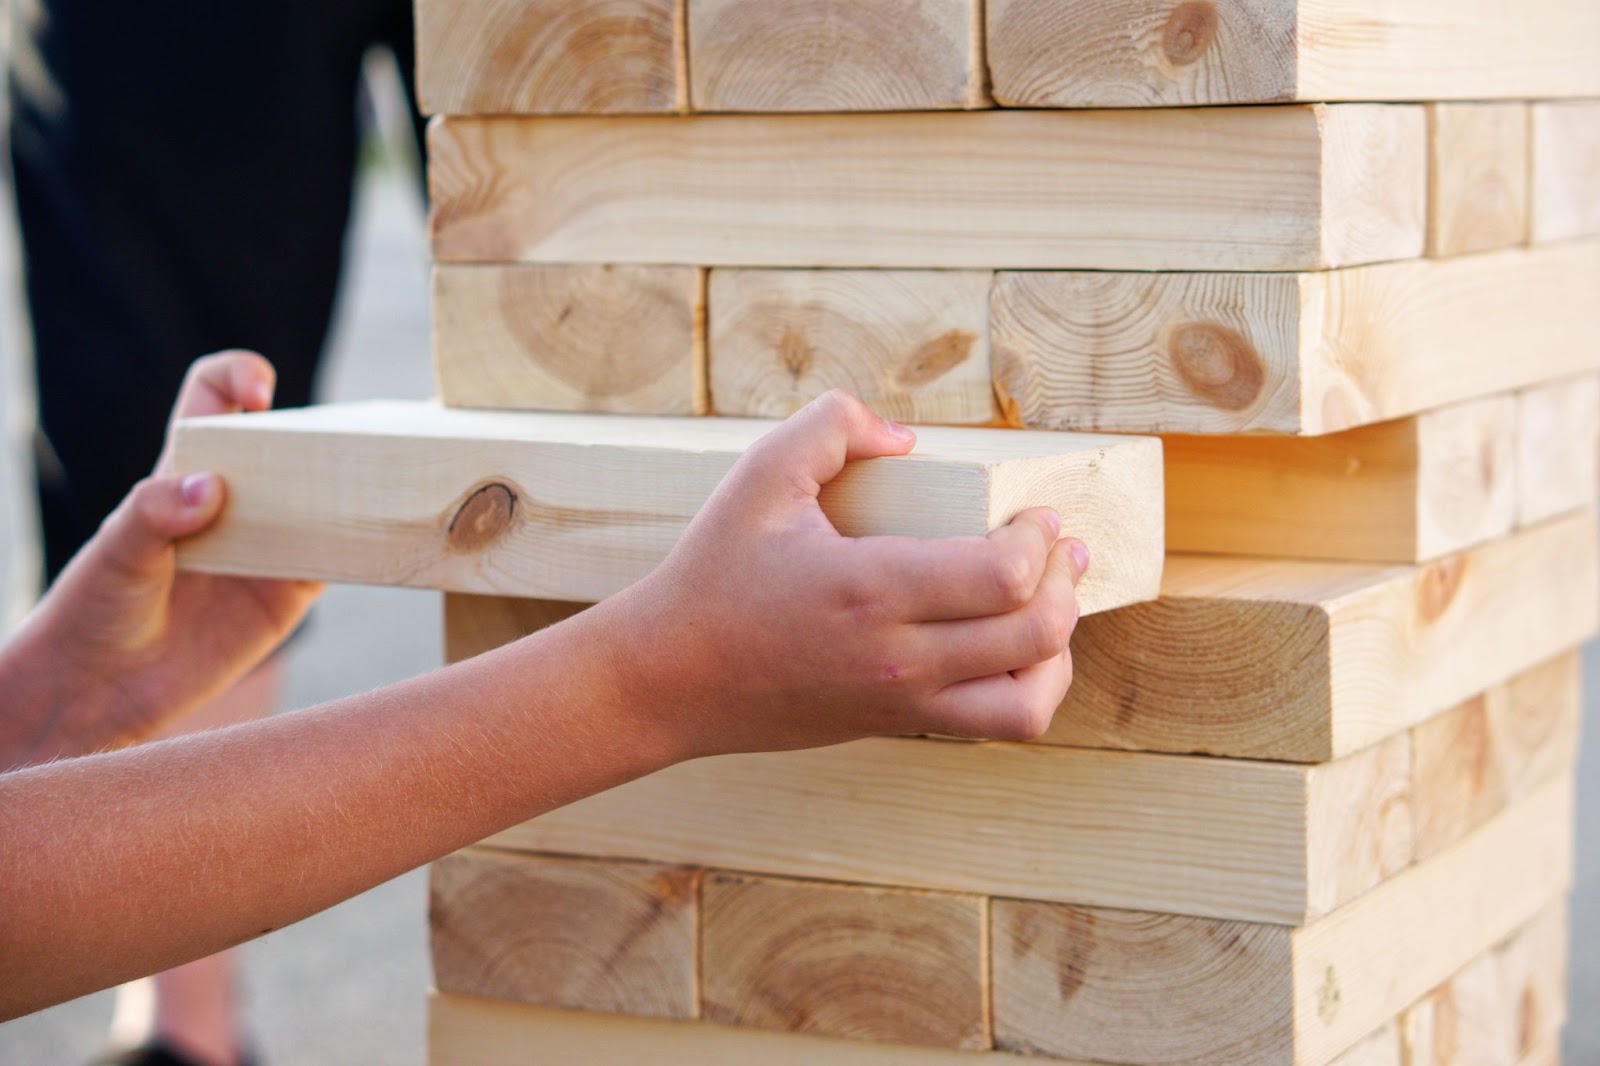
[0,94,1598,1066]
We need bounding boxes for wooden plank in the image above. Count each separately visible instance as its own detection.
[429,849,698,1018]
[1048,511,1598,761]
[1163,395,1516,563]
[428,106,1425,272]
[415,0,686,115]
[990,778,1573,1066]
[990,241,1600,436]
[700,873,988,1049]
[1331,1025,1402,1066]
[432,264,705,415]
[1427,103,1531,258]
[1517,375,1600,527]
[1410,653,1582,862]
[442,594,585,664]
[688,0,984,111]
[490,731,1410,925]
[170,400,1165,616]
[1531,101,1600,244]
[986,0,1600,108]
[707,270,997,424]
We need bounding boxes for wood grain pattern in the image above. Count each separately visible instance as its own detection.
[1517,374,1600,527]
[1163,394,1516,563]
[1531,101,1600,243]
[170,401,1164,616]
[688,0,984,111]
[991,241,1600,436]
[1330,1025,1402,1066]
[1427,103,1531,258]
[1048,511,1598,761]
[700,873,987,1049]
[428,106,1424,271]
[987,0,1600,107]
[432,264,705,415]
[1303,733,1413,918]
[442,594,585,664]
[429,849,698,1018]
[416,0,685,115]
[707,270,996,423]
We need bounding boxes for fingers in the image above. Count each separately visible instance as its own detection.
[156,351,277,474]
[91,472,227,579]
[920,651,1073,741]
[732,390,916,509]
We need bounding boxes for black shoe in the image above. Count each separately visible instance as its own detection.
[92,1041,257,1066]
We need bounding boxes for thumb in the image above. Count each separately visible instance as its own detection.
[734,390,917,508]
[94,472,227,577]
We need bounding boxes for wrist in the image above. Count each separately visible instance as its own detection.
[0,606,112,765]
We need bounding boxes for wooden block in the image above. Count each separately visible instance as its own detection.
[986,0,1600,108]
[700,873,987,1049]
[1411,653,1582,862]
[1531,101,1600,244]
[492,729,1412,925]
[415,0,685,115]
[442,594,585,664]
[170,400,1165,617]
[707,269,997,424]
[1332,1024,1402,1066]
[432,264,705,415]
[1427,103,1531,258]
[990,241,1600,436]
[688,0,984,111]
[1517,375,1600,527]
[428,106,1425,272]
[429,849,698,1018]
[1164,395,1516,563]
[1049,511,1598,761]
[990,778,1573,1066]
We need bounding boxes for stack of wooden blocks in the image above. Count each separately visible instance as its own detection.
[169,1,1600,1062]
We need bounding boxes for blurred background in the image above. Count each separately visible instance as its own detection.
[0,39,1597,1066]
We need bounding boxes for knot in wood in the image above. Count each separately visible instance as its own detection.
[1416,556,1468,624]
[896,329,977,388]
[1167,322,1264,411]
[1162,2,1219,66]
[448,482,517,552]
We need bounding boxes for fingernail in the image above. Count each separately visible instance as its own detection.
[883,418,915,443]
[181,473,217,508]
[1068,539,1091,574]
[1044,510,1062,537]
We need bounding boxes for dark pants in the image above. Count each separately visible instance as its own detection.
[8,0,422,580]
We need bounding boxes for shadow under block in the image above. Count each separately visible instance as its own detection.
[985,0,1600,108]
[1531,101,1600,244]
[428,106,1424,272]
[429,850,698,1019]
[415,0,686,115]
[688,0,983,112]
[1517,374,1600,527]
[1426,103,1530,259]
[1050,511,1598,761]
[707,269,998,423]
[432,264,706,415]
[989,778,1572,1066]
[990,241,1600,436]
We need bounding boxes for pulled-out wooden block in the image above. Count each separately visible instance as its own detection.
[986,0,1600,107]
[429,849,698,1018]
[707,270,997,424]
[700,873,987,1049]
[1531,101,1600,244]
[169,400,1164,616]
[990,779,1572,1066]
[1164,394,1515,563]
[990,241,1600,436]
[490,729,1412,924]
[1427,103,1531,258]
[688,0,984,111]
[429,106,1423,271]
[1517,374,1600,528]
[432,264,706,415]
[442,595,584,664]
[1051,511,1598,761]
[416,0,685,115]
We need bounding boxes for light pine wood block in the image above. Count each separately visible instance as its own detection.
[1517,375,1600,527]
[432,264,705,415]
[1427,103,1531,258]
[428,106,1424,272]
[1331,1025,1402,1066]
[688,0,984,111]
[1531,101,1600,243]
[700,873,987,1049]
[990,779,1573,1066]
[442,594,585,664]
[429,849,698,1018]
[1049,511,1598,761]
[169,401,1164,616]
[490,731,1413,925]
[1410,653,1582,861]
[707,270,997,423]
[986,0,1600,107]
[416,0,685,115]
[1164,394,1516,563]
[991,241,1600,436]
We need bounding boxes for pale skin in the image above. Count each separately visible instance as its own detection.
[0,353,1087,1022]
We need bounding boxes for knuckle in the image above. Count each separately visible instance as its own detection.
[990,550,1036,608]
[1027,604,1071,660]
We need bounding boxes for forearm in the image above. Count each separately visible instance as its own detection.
[0,604,680,1020]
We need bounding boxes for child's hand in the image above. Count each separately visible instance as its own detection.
[20,352,322,753]
[597,390,1087,759]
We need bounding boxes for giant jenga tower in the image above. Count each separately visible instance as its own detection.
[171,2,1600,1062]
